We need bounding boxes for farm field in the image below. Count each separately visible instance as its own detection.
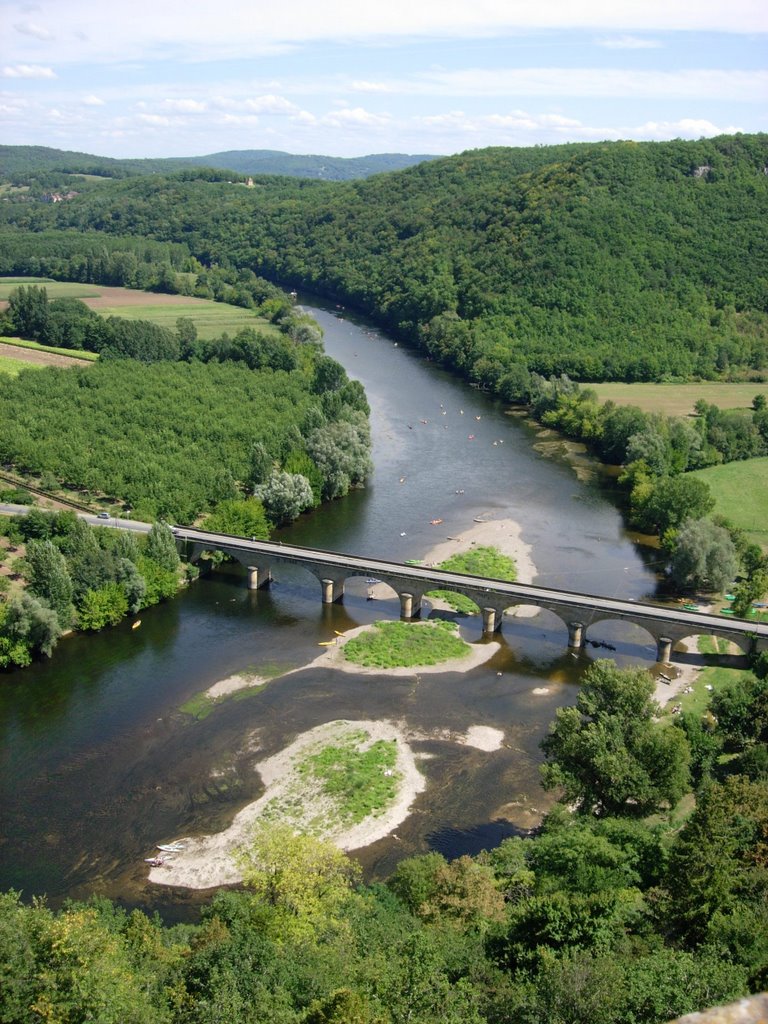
[0,351,43,376]
[589,381,768,416]
[0,278,279,341]
[688,457,768,548]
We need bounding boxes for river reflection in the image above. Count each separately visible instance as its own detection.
[0,298,661,917]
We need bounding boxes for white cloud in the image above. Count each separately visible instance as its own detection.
[596,34,663,49]
[634,117,742,138]
[242,94,299,114]
[137,113,174,126]
[82,94,105,106]
[352,80,391,93]
[161,98,208,113]
[4,1,766,68]
[2,64,56,78]
[322,106,391,128]
[13,20,54,41]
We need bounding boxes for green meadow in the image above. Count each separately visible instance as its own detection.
[688,457,768,547]
[589,381,768,417]
[94,301,280,340]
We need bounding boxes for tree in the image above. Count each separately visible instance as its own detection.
[1,590,61,659]
[236,824,361,939]
[77,583,129,631]
[668,517,738,593]
[144,522,180,573]
[635,476,715,534]
[663,776,768,945]
[253,469,314,526]
[25,538,74,628]
[540,660,690,816]
[307,415,373,500]
[7,284,50,341]
[200,498,270,539]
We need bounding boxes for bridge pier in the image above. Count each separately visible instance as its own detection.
[482,607,502,634]
[321,578,344,604]
[246,566,270,591]
[657,636,673,664]
[568,621,584,650]
[399,592,421,619]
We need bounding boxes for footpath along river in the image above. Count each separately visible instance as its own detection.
[0,297,661,918]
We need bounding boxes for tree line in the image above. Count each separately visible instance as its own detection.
[0,657,766,1023]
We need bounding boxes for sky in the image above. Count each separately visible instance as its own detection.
[1,0,766,160]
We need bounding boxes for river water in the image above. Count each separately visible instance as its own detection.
[0,298,661,918]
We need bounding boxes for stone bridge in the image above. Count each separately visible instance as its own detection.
[177,527,768,664]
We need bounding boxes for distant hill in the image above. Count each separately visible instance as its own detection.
[2,134,767,387]
[0,145,438,181]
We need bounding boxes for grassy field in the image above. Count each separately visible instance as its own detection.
[94,301,279,340]
[688,458,768,546]
[0,336,98,360]
[300,731,400,824]
[0,353,43,376]
[0,277,279,341]
[589,382,768,417]
[0,278,102,301]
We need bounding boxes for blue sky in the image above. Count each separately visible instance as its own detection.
[1,0,766,159]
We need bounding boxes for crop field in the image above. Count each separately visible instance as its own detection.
[0,278,102,302]
[94,300,279,340]
[688,457,768,547]
[0,277,280,341]
[0,352,43,376]
[589,381,768,417]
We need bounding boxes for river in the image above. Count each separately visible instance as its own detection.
[0,298,661,918]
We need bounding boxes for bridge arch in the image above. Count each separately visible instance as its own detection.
[176,530,768,664]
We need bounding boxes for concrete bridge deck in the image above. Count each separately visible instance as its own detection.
[177,527,768,663]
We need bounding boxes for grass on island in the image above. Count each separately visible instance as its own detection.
[180,670,271,720]
[297,730,400,824]
[343,619,470,669]
[426,545,518,615]
[686,458,768,548]
[588,381,768,417]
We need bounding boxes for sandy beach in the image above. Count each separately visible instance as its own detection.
[420,516,537,584]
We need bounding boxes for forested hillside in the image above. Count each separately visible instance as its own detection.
[0,145,438,181]
[2,134,766,385]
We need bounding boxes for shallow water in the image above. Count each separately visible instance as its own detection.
[0,297,661,918]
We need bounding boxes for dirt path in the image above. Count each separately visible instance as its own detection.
[0,342,92,367]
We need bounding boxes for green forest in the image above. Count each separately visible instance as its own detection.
[1,134,766,386]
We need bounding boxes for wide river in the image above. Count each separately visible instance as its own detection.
[0,298,662,919]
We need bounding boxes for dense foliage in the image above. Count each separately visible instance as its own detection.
[0,511,182,666]
[0,281,371,526]
[1,657,766,1023]
[2,135,766,386]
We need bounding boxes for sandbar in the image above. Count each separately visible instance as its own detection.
[149,718,426,890]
